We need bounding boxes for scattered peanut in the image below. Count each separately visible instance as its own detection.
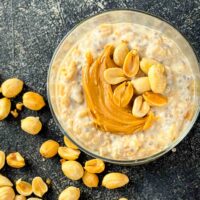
[10,109,19,118]
[131,77,151,94]
[113,81,134,107]
[39,140,59,158]
[102,172,129,189]
[27,198,42,200]
[6,152,25,169]
[104,68,127,85]
[123,49,139,77]
[119,198,128,200]
[82,171,99,188]
[1,78,23,98]
[148,64,167,93]
[0,151,5,170]
[64,136,78,150]
[14,195,26,200]
[16,102,23,111]
[16,179,32,196]
[59,186,80,200]
[0,98,11,120]
[32,177,48,198]
[113,42,129,67]
[0,174,13,187]
[23,92,45,111]
[140,57,159,74]
[58,147,80,160]
[84,159,105,174]
[21,116,42,135]
[61,161,84,181]
[0,186,15,200]
[132,96,150,118]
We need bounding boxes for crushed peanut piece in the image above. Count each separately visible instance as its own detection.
[16,102,23,111]
[11,109,19,118]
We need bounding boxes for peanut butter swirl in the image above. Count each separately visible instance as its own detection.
[82,45,153,135]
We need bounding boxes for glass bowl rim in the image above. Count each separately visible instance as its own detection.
[47,9,200,165]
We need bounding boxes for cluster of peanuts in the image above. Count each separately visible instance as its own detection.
[0,150,48,200]
[0,78,45,134]
[0,78,129,200]
[104,41,168,118]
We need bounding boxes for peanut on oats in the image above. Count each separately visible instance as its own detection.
[143,91,168,107]
[0,98,11,120]
[104,68,127,85]
[0,174,13,187]
[23,92,45,111]
[32,177,48,198]
[14,195,26,200]
[84,159,105,174]
[82,171,99,188]
[0,186,15,200]
[1,78,23,98]
[21,116,42,135]
[113,81,134,107]
[58,186,80,200]
[0,151,5,170]
[64,136,78,150]
[61,161,84,181]
[39,140,59,158]
[102,172,129,189]
[131,77,151,94]
[16,179,32,197]
[148,64,166,93]
[6,152,25,169]
[123,49,139,77]
[58,147,80,161]
[140,57,159,74]
[132,96,150,118]
[113,42,129,67]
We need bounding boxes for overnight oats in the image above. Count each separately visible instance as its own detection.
[49,23,197,161]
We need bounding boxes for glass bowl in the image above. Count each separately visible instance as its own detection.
[47,10,200,165]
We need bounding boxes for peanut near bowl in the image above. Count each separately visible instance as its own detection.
[47,10,200,165]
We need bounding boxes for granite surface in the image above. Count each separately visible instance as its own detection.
[0,0,200,199]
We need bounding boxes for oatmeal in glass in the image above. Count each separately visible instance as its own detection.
[50,23,196,160]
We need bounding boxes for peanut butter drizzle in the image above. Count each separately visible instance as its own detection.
[82,45,152,135]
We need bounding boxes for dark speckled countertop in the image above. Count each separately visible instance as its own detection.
[0,0,200,199]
